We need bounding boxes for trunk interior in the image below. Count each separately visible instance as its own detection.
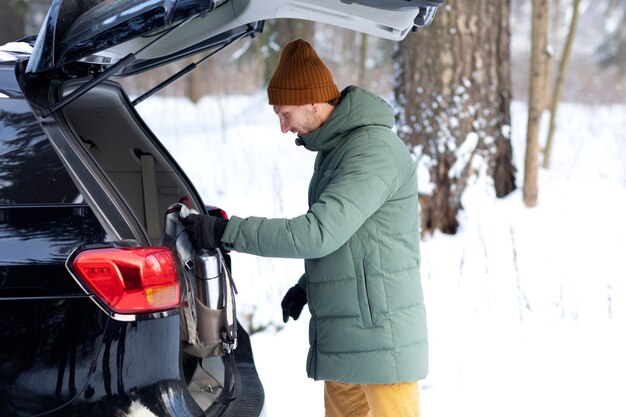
[61,81,194,243]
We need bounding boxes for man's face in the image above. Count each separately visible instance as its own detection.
[273,104,321,136]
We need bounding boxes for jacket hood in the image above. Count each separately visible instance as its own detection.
[296,86,396,153]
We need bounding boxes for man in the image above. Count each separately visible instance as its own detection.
[184,39,428,417]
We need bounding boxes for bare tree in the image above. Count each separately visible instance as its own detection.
[523,0,550,207]
[543,0,582,168]
[394,1,516,235]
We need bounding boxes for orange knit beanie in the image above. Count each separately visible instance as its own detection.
[267,39,341,106]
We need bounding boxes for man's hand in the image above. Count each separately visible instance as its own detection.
[281,285,307,323]
[182,213,228,250]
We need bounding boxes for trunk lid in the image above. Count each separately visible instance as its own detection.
[26,0,443,77]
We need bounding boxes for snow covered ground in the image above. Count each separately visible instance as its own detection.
[137,94,626,417]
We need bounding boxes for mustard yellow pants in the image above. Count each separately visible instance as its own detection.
[324,381,421,417]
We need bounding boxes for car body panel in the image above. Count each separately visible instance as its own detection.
[0,206,105,295]
[0,299,201,417]
[0,297,105,416]
[0,95,81,205]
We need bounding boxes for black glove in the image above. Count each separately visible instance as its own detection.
[182,213,228,250]
[281,285,307,323]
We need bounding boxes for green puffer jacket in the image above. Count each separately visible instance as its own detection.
[221,86,428,384]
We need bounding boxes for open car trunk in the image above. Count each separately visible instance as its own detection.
[56,79,264,416]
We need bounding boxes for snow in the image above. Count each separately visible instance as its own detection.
[0,42,33,62]
[136,94,626,417]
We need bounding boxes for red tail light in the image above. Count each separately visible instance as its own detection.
[72,247,180,314]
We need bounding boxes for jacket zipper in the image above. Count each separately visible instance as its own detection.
[358,259,374,328]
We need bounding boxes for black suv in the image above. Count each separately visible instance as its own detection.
[0,1,442,416]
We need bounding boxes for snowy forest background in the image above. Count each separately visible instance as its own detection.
[3,1,626,416]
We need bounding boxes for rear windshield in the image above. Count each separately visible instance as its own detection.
[61,0,162,45]
[59,0,216,65]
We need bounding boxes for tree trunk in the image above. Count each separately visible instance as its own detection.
[523,0,550,207]
[0,0,27,44]
[543,0,581,169]
[357,33,368,85]
[184,56,205,103]
[394,0,516,236]
[542,0,561,111]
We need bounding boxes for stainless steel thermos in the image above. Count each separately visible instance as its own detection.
[193,249,222,309]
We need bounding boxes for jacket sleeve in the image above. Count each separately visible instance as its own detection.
[297,273,308,291]
[221,131,400,259]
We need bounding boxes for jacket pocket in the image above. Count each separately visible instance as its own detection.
[354,258,374,329]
